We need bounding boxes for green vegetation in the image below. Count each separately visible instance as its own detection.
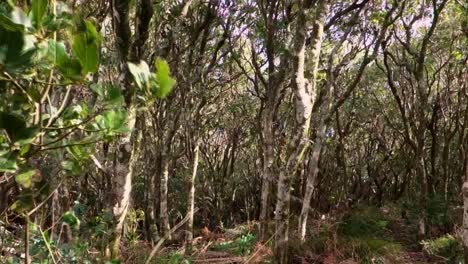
[0,0,467,263]
[212,233,257,256]
[422,234,463,264]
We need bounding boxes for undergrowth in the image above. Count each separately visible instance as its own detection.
[421,234,463,264]
[211,233,257,255]
[336,206,401,262]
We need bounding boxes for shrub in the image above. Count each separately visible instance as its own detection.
[338,206,391,238]
[212,233,257,255]
[337,206,402,262]
[421,234,463,263]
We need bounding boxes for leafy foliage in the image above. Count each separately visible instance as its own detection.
[212,233,257,255]
[128,58,176,100]
[422,234,463,264]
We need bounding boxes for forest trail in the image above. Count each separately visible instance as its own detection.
[1,0,466,263]
[144,206,458,264]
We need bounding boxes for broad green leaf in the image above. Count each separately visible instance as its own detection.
[61,160,81,176]
[31,0,48,29]
[62,211,80,228]
[10,195,33,213]
[128,60,151,89]
[96,110,128,137]
[155,58,176,98]
[66,144,91,161]
[0,14,24,32]
[72,20,100,74]
[0,150,18,172]
[106,85,124,106]
[0,28,36,72]
[19,144,31,156]
[103,110,126,130]
[105,260,121,264]
[72,33,99,73]
[90,83,104,98]
[84,20,100,43]
[9,7,32,29]
[0,7,32,32]
[48,40,82,80]
[15,169,35,188]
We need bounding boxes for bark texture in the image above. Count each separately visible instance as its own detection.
[185,139,200,253]
[274,2,327,262]
[109,0,153,257]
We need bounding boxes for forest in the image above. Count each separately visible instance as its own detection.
[0,0,467,263]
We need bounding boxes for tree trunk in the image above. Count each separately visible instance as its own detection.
[160,152,171,240]
[463,180,468,262]
[259,104,275,241]
[298,123,326,240]
[108,0,153,257]
[274,2,327,262]
[461,117,468,262]
[416,147,428,237]
[109,109,141,257]
[185,139,200,254]
[145,161,158,243]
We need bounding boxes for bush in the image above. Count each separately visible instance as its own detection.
[338,206,391,238]
[337,206,402,262]
[426,195,451,229]
[347,238,402,257]
[421,234,463,263]
[211,233,257,255]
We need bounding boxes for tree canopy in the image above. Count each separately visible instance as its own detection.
[0,0,467,263]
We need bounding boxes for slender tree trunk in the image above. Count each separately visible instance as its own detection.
[461,111,468,262]
[298,123,326,240]
[259,105,275,241]
[108,0,153,257]
[160,151,171,240]
[185,139,200,254]
[146,163,157,243]
[110,109,141,257]
[463,176,468,262]
[416,146,428,237]
[442,137,450,201]
[274,2,327,262]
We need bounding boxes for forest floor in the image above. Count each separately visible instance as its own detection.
[125,204,463,263]
[2,204,459,263]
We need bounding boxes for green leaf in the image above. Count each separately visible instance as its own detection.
[103,110,126,130]
[96,110,128,137]
[106,85,124,106]
[62,211,80,228]
[0,28,36,72]
[31,0,48,29]
[66,144,91,161]
[61,160,81,176]
[10,195,33,213]
[90,83,104,97]
[0,112,37,143]
[105,260,121,264]
[0,7,32,32]
[84,20,100,43]
[155,58,176,98]
[15,169,35,188]
[0,150,18,172]
[48,40,82,80]
[72,20,100,74]
[128,60,151,89]
[19,144,31,156]
[0,14,23,32]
